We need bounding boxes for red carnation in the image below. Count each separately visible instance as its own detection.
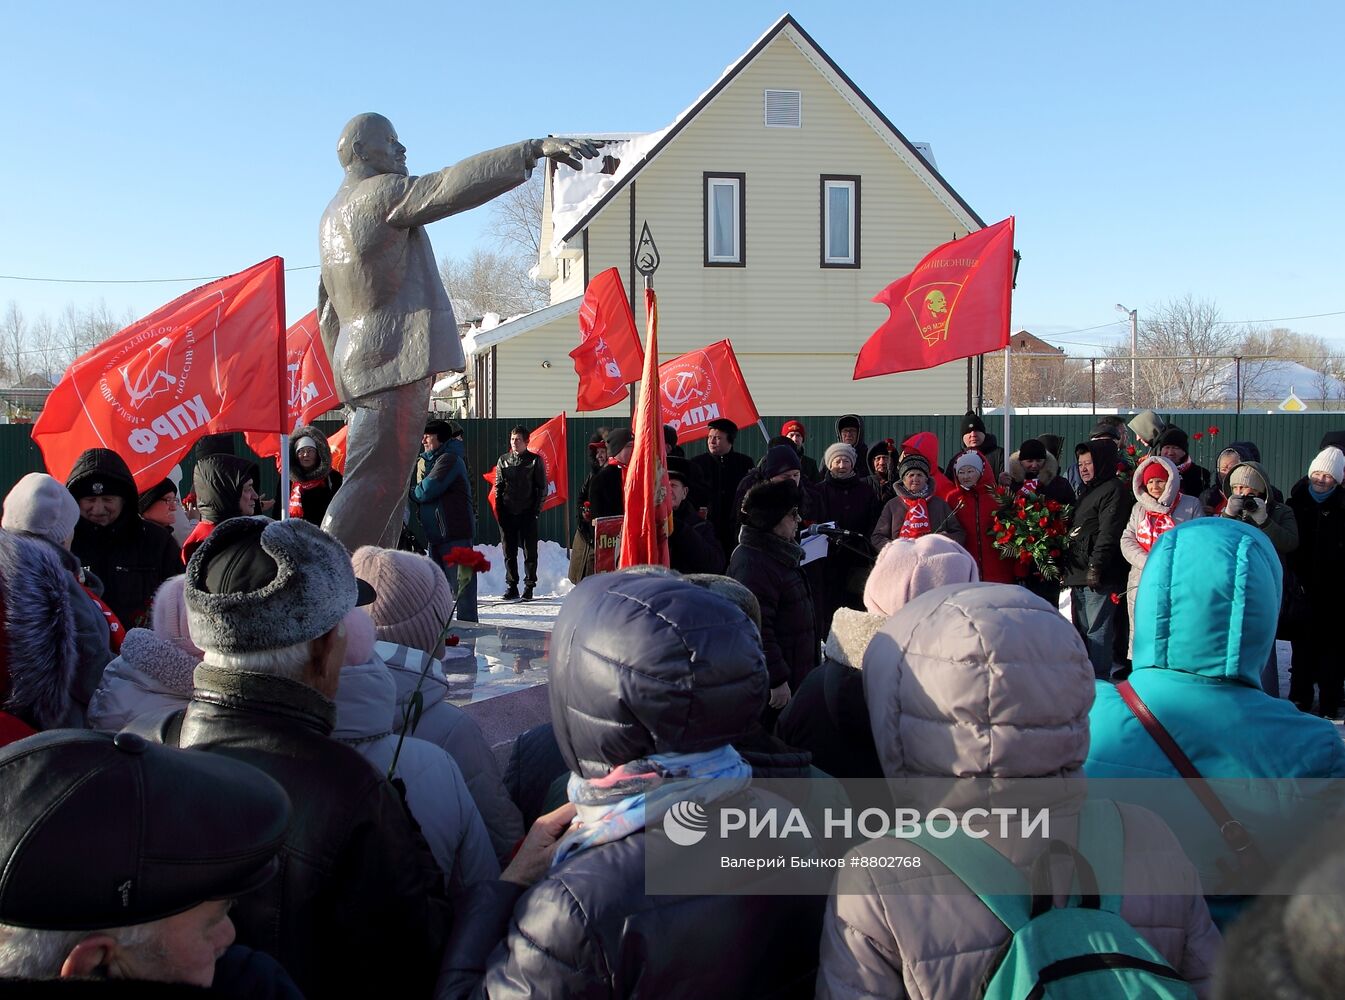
[1037,516,1049,527]
[1018,551,1033,564]
[1109,592,1121,605]
[1193,432,1204,441]
[1046,500,1061,513]
[1208,425,1220,436]
[446,635,460,647]
[1049,548,1061,558]
[1125,445,1137,456]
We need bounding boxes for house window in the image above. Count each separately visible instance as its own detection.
[820,175,860,268]
[704,172,745,267]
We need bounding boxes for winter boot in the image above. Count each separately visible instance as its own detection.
[521,585,534,602]
[503,585,520,601]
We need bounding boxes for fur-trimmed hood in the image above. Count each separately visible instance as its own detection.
[823,608,887,669]
[0,530,78,729]
[1131,455,1184,512]
[85,628,198,732]
[1006,449,1062,486]
[289,424,334,483]
[115,627,198,692]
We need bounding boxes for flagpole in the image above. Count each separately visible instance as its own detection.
[1002,346,1012,466]
[274,258,290,521]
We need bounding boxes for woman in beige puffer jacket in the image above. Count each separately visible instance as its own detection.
[816,582,1222,999]
[1120,455,1204,657]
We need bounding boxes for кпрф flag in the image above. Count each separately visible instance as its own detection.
[619,288,672,568]
[33,257,286,491]
[571,268,643,411]
[853,218,1014,379]
[244,309,340,460]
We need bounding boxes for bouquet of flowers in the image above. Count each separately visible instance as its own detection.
[990,487,1070,581]
[388,546,490,777]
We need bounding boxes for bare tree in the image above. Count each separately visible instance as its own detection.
[982,350,1089,407]
[1096,296,1254,408]
[439,247,548,321]
[0,302,29,384]
[487,171,545,261]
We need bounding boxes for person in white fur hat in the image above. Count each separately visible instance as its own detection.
[1287,446,1345,715]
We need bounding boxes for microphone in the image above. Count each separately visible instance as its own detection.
[802,523,863,540]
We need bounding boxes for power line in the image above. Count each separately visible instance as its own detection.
[0,264,320,284]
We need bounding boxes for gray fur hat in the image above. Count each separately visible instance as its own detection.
[185,516,359,654]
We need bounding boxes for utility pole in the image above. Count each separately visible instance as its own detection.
[1116,304,1138,408]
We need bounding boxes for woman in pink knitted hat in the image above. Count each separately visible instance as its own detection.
[776,534,978,778]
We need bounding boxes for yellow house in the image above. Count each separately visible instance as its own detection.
[469,14,988,421]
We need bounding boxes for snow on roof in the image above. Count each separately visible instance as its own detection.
[550,131,669,254]
[1207,360,1345,401]
[462,295,584,355]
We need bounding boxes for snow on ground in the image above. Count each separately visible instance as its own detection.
[474,540,574,600]
[476,595,563,632]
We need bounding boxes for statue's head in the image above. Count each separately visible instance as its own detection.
[337,113,407,176]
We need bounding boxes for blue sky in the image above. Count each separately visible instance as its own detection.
[3,1,1343,356]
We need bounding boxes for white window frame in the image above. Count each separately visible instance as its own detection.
[704,173,745,267]
[821,176,860,268]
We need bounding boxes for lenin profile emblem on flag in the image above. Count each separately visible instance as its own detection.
[904,282,963,346]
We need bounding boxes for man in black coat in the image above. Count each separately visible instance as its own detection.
[727,480,818,713]
[172,517,451,998]
[690,418,755,559]
[586,427,632,523]
[1287,446,1345,715]
[1157,426,1211,499]
[492,424,548,600]
[65,448,181,629]
[944,410,1004,481]
[1063,438,1133,680]
[1004,437,1075,607]
[667,456,725,574]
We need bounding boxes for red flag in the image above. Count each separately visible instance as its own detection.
[620,289,672,567]
[327,425,348,474]
[33,258,286,491]
[853,217,1015,379]
[660,339,761,444]
[570,268,643,411]
[482,413,569,518]
[243,309,340,459]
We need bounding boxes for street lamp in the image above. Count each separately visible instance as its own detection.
[1116,303,1138,409]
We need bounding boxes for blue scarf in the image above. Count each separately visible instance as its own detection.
[552,745,752,867]
[1311,484,1337,503]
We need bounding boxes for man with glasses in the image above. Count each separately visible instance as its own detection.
[139,478,190,546]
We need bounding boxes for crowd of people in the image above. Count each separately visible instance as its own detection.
[0,409,1344,996]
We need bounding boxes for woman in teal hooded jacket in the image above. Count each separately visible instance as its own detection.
[1084,517,1345,929]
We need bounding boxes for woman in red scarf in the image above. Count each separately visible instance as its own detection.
[1120,456,1205,655]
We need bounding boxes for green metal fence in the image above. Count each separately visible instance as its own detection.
[6,411,1342,547]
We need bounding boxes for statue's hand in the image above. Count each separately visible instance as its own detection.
[535,137,604,171]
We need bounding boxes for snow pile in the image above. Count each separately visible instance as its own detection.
[474,540,575,599]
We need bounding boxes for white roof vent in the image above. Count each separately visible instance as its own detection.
[764,89,801,128]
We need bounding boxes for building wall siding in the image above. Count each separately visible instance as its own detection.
[519,32,976,416]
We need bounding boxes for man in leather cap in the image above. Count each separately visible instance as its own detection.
[0,730,293,991]
[318,113,599,551]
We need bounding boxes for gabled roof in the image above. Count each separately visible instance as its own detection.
[552,13,985,251]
